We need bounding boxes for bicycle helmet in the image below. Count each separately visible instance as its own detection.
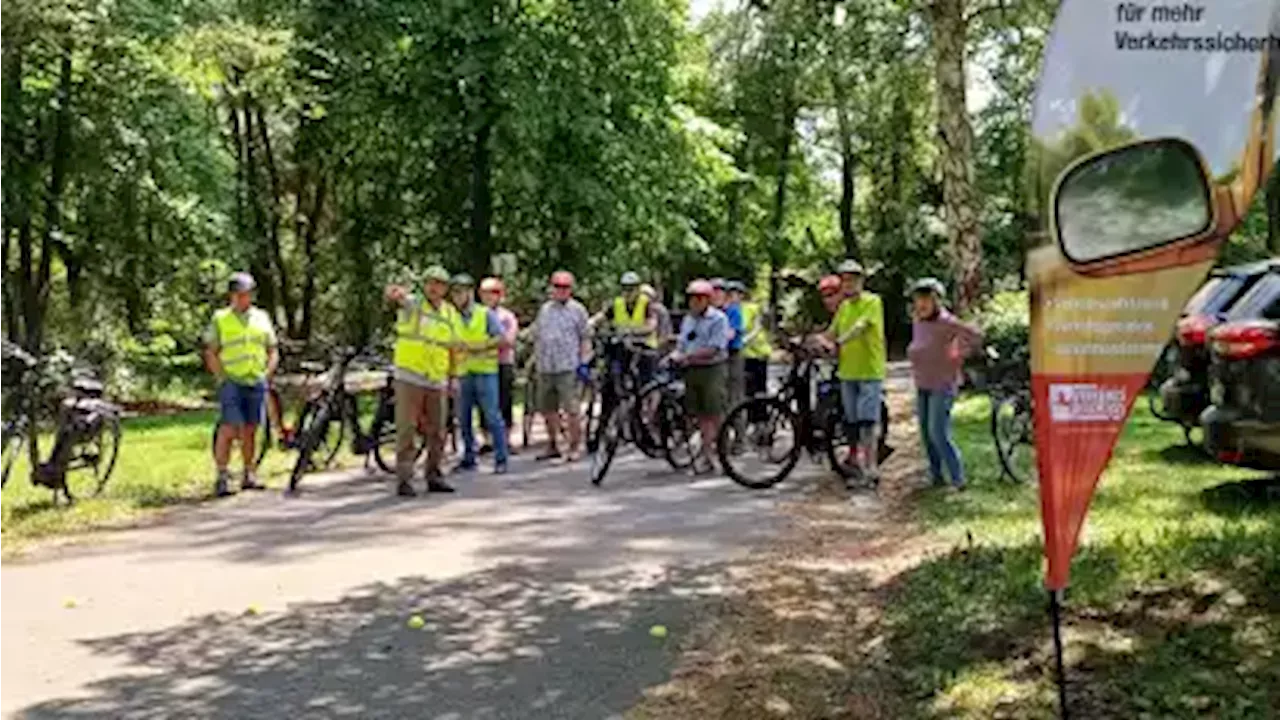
[550,270,575,287]
[836,258,864,276]
[450,273,475,287]
[909,277,946,299]
[422,265,450,283]
[227,272,257,293]
[480,277,505,294]
[725,279,745,293]
[818,275,842,295]
[620,271,641,287]
[686,279,714,296]
[709,277,726,290]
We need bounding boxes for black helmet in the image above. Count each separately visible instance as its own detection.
[909,277,946,299]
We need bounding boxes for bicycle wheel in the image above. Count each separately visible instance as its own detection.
[633,381,667,459]
[522,375,536,449]
[659,392,697,470]
[288,404,333,493]
[296,400,344,471]
[589,400,628,486]
[992,393,1037,483]
[66,412,121,499]
[718,397,801,490]
[823,406,861,483]
[2,421,26,488]
[580,379,598,449]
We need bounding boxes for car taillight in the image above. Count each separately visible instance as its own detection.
[1176,314,1214,346]
[1209,323,1279,360]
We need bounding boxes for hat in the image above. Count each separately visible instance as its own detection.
[227,272,256,293]
[422,265,450,283]
[818,275,842,295]
[480,277,505,294]
[909,277,947,299]
[451,273,475,287]
[725,279,746,293]
[686,279,714,296]
[836,259,864,275]
[620,271,641,286]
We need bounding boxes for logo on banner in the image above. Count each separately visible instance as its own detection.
[1048,383,1128,423]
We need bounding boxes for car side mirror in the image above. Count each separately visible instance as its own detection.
[1053,138,1216,277]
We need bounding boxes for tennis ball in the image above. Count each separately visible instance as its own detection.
[649,624,668,638]
[407,614,426,630]
[246,604,262,616]
[63,598,77,609]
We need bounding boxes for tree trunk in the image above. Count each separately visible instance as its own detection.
[929,0,982,313]
[830,63,858,259]
[241,103,279,317]
[767,47,799,332]
[300,173,326,341]
[3,40,28,344]
[253,103,297,337]
[30,40,75,351]
[469,117,494,280]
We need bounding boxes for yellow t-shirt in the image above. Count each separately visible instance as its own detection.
[832,292,886,381]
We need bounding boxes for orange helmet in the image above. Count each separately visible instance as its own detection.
[550,270,574,287]
[480,277,505,295]
[818,275,842,295]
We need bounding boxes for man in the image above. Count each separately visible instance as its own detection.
[592,270,659,385]
[739,283,772,413]
[671,279,731,474]
[639,284,673,350]
[449,274,510,475]
[204,272,278,497]
[533,270,591,462]
[825,259,887,485]
[385,266,457,497]
[478,277,519,456]
[722,280,748,442]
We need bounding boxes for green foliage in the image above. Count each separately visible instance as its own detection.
[969,289,1029,360]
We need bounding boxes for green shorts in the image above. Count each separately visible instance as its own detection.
[683,363,727,417]
[537,371,579,414]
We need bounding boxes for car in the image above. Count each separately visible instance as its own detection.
[1199,264,1280,470]
[1157,259,1279,444]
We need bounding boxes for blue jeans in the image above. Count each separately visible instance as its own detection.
[458,373,508,465]
[917,389,964,486]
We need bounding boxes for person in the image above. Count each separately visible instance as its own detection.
[592,270,659,383]
[670,279,731,474]
[722,280,748,442]
[204,272,278,496]
[740,286,772,404]
[449,274,510,475]
[817,274,843,315]
[533,270,591,462]
[825,259,887,485]
[385,265,457,497]
[907,278,983,490]
[478,277,519,456]
[640,283,674,350]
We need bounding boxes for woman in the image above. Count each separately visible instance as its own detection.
[906,278,982,490]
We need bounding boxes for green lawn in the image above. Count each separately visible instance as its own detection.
[883,396,1279,719]
[0,409,371,552]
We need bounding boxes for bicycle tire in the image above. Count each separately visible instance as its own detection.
[287,404,331,493]
[991,393,1036,483]
[65,411,121,500]
[718,397,801,490]
[823,403,860,482]
[632,381,668,459]
[2,423,25,488]
[521,375,536,449]
[589,400,627,486]
[659,392,696,470]
[296,400,344,470]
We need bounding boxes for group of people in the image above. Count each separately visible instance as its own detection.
[204,257,982,498]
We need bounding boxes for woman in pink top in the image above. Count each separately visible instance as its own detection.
[906,278,983,489]
[480,278,520,454]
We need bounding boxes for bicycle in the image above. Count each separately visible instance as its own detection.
[286,347,402,494]
[588,333,654,451]
[1,344,122,504]
[589,362,697,486]
[983,346,1037,484]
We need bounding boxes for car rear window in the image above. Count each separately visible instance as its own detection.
[1225,273,1280,320]
[1184,276,1244,315]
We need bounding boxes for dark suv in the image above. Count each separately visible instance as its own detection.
[1199,264,1280,470]
[1157,259,1279,442]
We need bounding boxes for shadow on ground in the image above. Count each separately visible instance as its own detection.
[17,562,729,720]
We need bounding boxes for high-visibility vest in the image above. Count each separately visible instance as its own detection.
[214,307,273,383]
[457,305,499,375]
[741,301,772,360]
[394,300,456,382]
[612,294,657,348]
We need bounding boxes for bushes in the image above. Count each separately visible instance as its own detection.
[969,289,1029,361]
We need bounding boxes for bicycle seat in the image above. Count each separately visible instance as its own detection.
[71,377,105,398]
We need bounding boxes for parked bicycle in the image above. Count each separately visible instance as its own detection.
[2,343,122,504]
[286,346,401,494]
[589,361,696,486]
[983,345,1036,484]
[716,337,889,490]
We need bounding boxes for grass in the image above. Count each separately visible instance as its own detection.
[0,408,372,553]
[882,396,1280,719]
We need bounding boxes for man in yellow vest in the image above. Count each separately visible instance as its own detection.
[448,273,510,474]
[385,265,458,497]
[204,272,278,497]
[590,270,659,381]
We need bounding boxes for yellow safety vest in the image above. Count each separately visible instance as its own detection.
[741,302,772,360]
[457,305,499,375]
[394,300,456,382]
[214,307,273,383]
[612,294,657,348]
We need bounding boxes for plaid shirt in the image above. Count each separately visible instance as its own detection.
[534,299,589,373]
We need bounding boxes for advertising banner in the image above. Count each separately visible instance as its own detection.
[1030,0,1278,590]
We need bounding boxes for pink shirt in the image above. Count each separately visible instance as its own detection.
[496,306,519,365]
[906,309,983,392]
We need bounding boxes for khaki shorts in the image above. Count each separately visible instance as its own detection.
[683,363,727,417]
[537,371,579,414]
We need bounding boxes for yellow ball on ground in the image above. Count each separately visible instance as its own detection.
[63,598,77,609]
[407,615,426,630]
[246,604,262,616]
[649,624,668,638]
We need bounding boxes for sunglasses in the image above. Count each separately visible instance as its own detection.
[552,283,572,290]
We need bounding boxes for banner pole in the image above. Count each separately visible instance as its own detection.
[1049,588,1069,719]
